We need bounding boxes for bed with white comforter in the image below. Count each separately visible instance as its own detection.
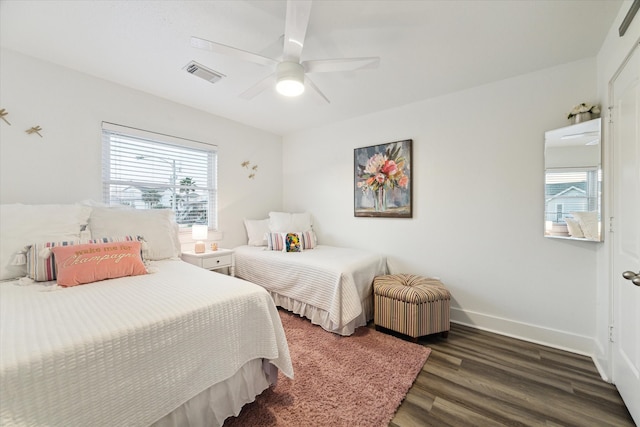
[0,259,293,427]
[234,245,388,336]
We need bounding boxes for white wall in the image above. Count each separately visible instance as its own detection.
[594,0,640,380]
[283,58,601,354]
[0,48,283,249]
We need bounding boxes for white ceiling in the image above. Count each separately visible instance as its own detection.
[0,0,622,136]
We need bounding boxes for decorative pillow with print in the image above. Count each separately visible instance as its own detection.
[282,232,303,253]
[25,235,144,282]
[51,240,147,287]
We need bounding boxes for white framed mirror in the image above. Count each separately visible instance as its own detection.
[544,118,602,241]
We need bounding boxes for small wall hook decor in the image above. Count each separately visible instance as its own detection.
[26,126,43,137]
[0,109,11,125]
[252,165,258,171]
[241,161,250,168]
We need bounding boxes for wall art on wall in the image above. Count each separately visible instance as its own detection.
[354,139,412,218]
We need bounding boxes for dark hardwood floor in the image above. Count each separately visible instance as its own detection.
[386,323,635,427]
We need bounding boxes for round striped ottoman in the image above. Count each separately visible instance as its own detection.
[373,274,451,341]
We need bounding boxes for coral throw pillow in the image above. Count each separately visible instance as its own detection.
[51,241,147,287]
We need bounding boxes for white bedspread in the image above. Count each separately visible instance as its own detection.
[234,245,387,332]
[0,260,293,427]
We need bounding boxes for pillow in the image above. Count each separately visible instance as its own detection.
[300,230,317,249]
[244,218,270,246]
[26,240,80,282]
[51,241,147,287]
[26,235,144,282]
[282,232,303,253]
[266,232,284,251]
[570,211,599,240]
[268,212,313,233]
[89,208,180,260]
[0,204,92,280]
[564,218,585,238]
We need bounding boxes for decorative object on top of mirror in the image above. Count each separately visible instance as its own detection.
[567,103,600,124]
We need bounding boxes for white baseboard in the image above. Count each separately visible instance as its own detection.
[591,338,612,383]
[450,307,596,358]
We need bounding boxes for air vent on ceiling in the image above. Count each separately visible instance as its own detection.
[183,61,225,84]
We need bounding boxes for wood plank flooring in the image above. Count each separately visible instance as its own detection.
[386,323,635,427]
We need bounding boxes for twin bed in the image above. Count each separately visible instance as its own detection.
[235,244,387,336]
[0,206,385,426]
[236,212,388,336]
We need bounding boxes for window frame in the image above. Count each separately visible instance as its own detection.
[101,122,218,231]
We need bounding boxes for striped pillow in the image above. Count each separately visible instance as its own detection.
[266,232,284,251]
[26,235,143,282]
[27,240,79,282]
[299,230,317,249]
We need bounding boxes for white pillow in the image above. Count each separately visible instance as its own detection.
[570,211,599,240]
[268,211,313,232]
[0,204,92,280]
[89,208,181,260]
[244,218,270,246]
[565,218,585,238]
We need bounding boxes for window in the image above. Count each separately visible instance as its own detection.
[102,122,217,229]
[544,168,600,223]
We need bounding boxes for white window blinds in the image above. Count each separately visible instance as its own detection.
[544,168,600,222]
[101,122,218,229]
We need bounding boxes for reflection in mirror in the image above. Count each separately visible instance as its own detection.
[544,118,602,241]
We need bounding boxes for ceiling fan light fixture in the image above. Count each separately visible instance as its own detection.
[276,62,305,97]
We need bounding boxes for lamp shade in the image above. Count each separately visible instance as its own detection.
[192,225,208,241]
[276,62,305,97]
[192,225,208,254]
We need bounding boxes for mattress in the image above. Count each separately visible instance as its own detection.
[0,260,293,426]
[235,245,387,335]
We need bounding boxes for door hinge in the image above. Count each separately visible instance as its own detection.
[609,216,615,233]
[608,105,614,124]
[609,325,615,343]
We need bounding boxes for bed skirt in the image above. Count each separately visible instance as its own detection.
[151,359,278,427]
[270,291,374,336]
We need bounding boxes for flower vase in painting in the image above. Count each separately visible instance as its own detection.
[375,187,386,211]
[354,139,412,218]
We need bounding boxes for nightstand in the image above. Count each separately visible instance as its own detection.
[181,248,235,276]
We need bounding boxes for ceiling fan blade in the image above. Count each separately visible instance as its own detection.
[302,57,380,73]
[283,0,312,62]
[191,36,278,68]
[304,76,330,104]
[239,73,276,100]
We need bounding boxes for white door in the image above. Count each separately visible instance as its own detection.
[611,40,640,425]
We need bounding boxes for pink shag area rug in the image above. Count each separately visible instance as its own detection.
[224,309,431,426]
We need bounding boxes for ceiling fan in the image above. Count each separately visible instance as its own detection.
[190,0,380,103]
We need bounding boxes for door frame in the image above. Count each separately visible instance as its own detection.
[607,36,639,422]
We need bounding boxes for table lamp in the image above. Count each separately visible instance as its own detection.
[192,224,208,254]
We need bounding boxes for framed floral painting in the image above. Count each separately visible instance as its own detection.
[354,139,412,218]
